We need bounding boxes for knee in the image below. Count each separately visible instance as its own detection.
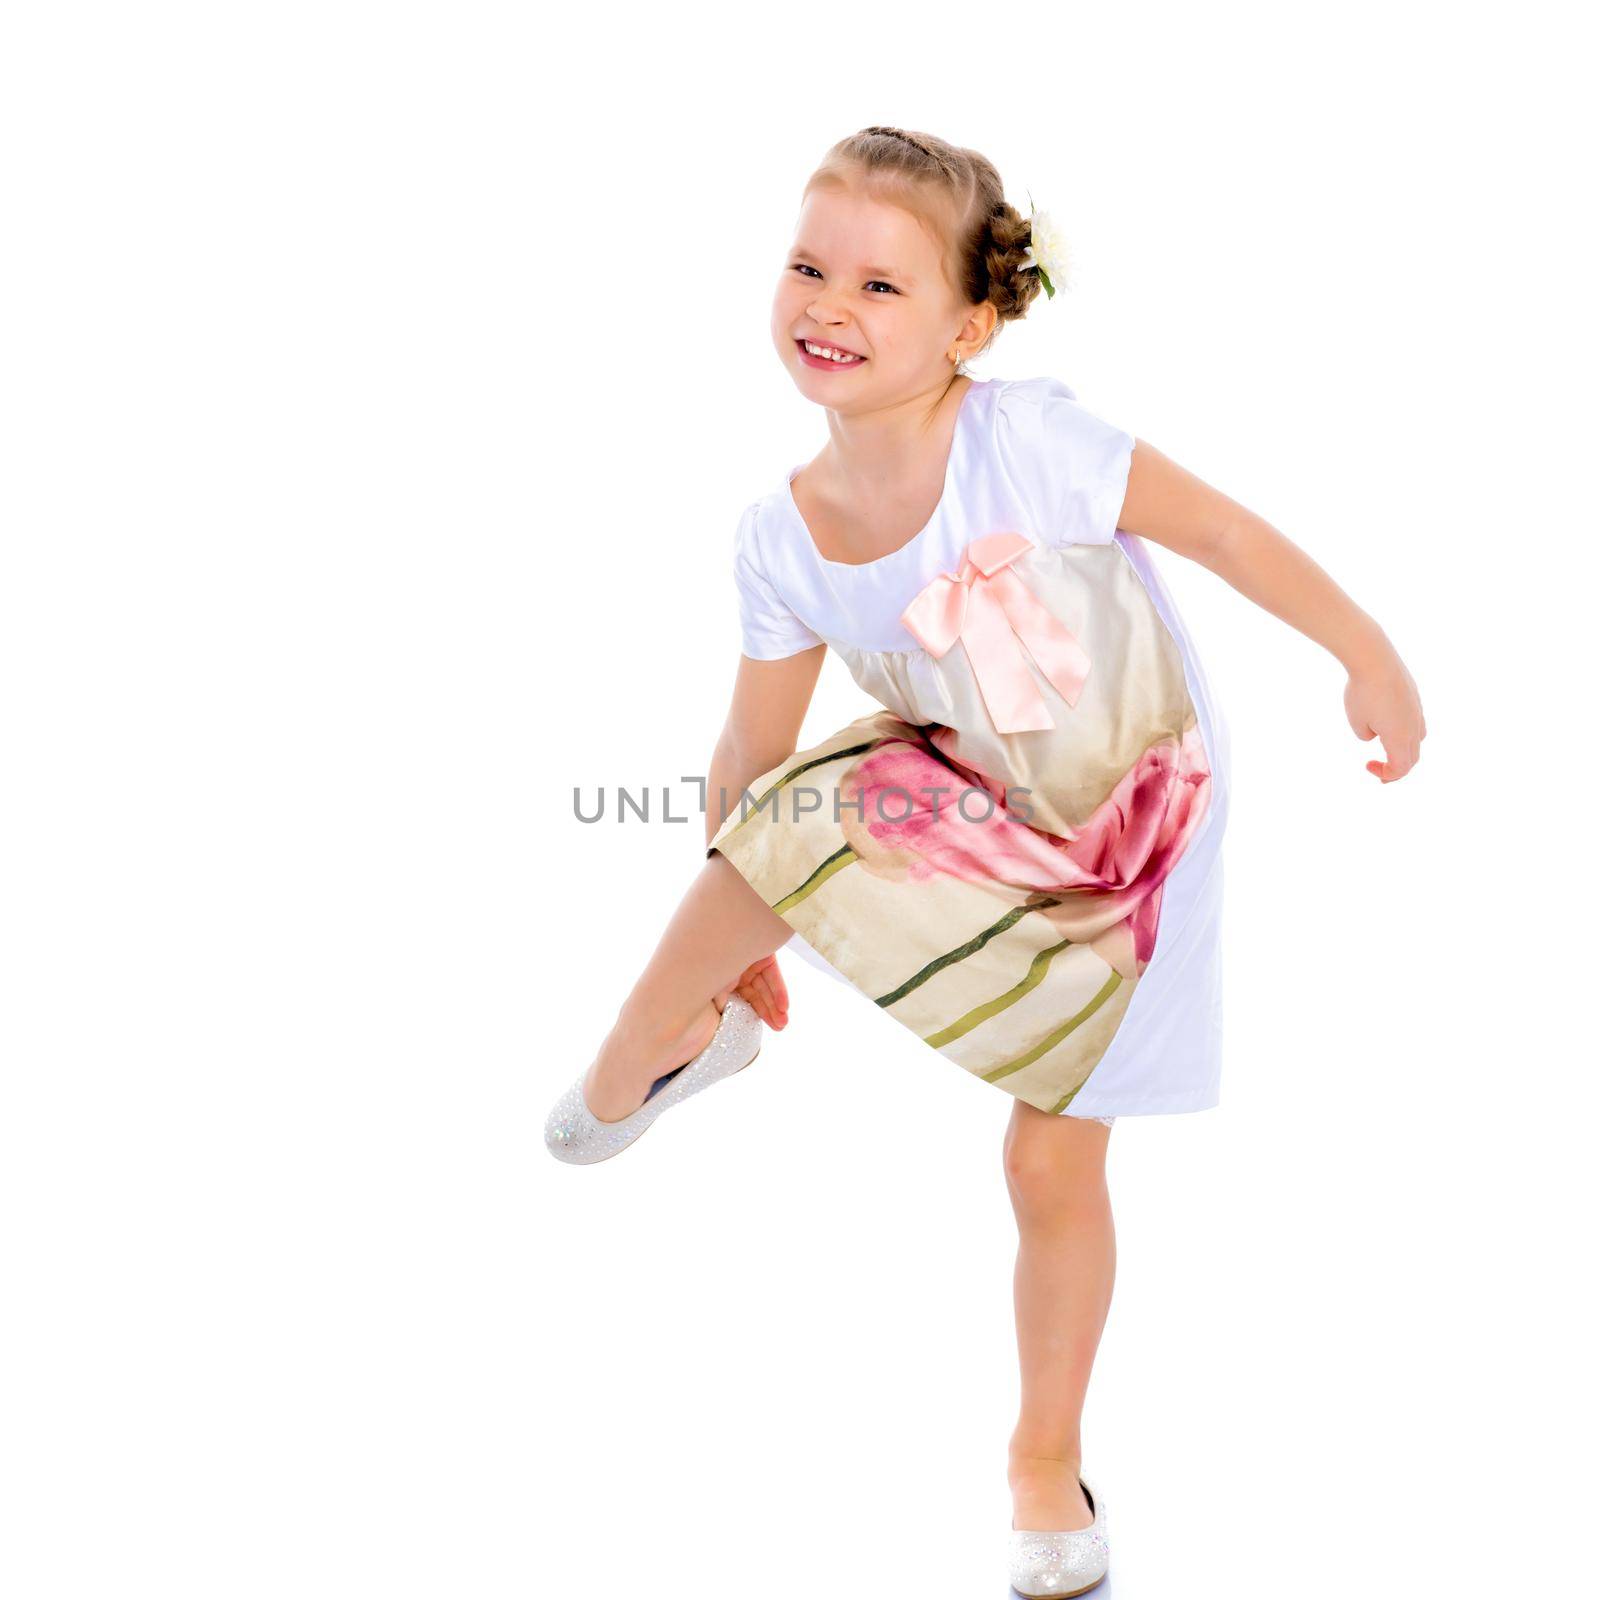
[1002,1118,1106,1217]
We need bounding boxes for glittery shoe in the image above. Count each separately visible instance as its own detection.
[543,993,763,1165]
[1008,1476,1110,1598]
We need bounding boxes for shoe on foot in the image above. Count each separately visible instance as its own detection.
[544,993,762,1165]
[1008,1475,1109,1598]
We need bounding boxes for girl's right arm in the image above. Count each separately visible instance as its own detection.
[705,643,826,848]
[705,643,826,1030]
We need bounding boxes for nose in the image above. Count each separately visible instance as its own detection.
[806,287,849,326]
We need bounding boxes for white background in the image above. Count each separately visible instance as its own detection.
[3,3,1595,1596]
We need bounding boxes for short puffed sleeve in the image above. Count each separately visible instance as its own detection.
[993,376,1136,547]
[731,501,826,659]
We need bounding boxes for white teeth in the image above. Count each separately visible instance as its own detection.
[804,341,863,363]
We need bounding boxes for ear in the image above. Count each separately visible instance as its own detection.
[959,298,999,351]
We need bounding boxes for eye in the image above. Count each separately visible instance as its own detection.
[865,281,900,295]
[791,263,821,279]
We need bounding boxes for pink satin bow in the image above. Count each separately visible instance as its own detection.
[898,530,1091,735]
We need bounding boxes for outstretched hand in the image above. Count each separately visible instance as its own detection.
[1344,653,1427,782]
[720,953,790,1030]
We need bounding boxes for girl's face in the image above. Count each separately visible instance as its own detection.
[772,185,988,411]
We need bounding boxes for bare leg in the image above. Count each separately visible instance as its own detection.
[582,851,793,1122]
[1003,1100,1116,1532]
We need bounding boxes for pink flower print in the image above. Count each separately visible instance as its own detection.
[838,723,1212,978]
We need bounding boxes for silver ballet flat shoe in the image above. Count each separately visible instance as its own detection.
[543,993,763,1165]
[1008,1475,1110,1598]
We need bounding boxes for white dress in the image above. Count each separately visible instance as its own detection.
[709,375,1232,1120]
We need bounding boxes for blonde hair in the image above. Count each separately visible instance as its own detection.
[805,125,1043,363]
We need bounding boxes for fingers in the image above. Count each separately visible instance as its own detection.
[750,967,789,1029]
[768,958,790,1017]
[755,954,791,1026]
[1366,738,1421,781]
[747,984,786,1029]
[733,956,790,1030]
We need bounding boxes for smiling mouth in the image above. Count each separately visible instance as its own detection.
[796,338,867,366]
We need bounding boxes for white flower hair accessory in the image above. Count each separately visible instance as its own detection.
[1019,189,1069,299]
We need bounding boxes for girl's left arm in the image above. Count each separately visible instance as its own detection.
[1117,440,1427,783]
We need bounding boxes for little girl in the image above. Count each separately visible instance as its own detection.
[545,125,1425,1597]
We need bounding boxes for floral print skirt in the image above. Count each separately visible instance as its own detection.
[706,701,1217,1119]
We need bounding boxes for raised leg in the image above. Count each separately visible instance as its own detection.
[1003,1100,1116,1532]
[582,851,794,1122]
